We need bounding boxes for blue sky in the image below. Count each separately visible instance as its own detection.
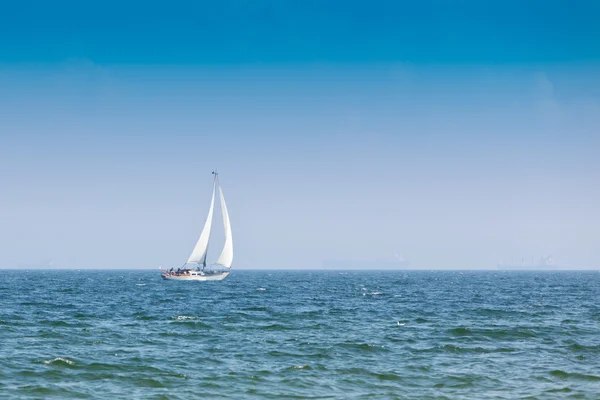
[1,1,599,269]
[1,1,599,64]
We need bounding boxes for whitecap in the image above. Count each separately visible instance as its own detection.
[174,316,197,321]
[135,284,146,286]
[292,365,310,370]
[256,288,266,291]
[44,357,75,365]
[370,292,383,295]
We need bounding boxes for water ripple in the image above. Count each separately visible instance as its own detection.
[0,269,599,399]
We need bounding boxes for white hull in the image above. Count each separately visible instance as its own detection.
[161,271,230,281]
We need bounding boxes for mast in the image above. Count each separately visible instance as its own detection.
[201,170,218,270]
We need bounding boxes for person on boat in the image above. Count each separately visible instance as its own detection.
[169,267,174,275]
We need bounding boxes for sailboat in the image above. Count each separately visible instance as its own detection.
[161,171,232,281]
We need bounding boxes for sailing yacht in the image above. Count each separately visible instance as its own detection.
[161,171,232,281]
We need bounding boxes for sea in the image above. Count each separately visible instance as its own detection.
[1,270,599,399]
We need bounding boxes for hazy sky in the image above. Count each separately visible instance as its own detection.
[1,1,599,269]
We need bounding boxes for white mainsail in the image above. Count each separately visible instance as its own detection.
[215,177,233,268]
[186,177,216,265]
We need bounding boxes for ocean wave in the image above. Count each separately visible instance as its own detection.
[338,342,388,353]
[42,357,76,367]
[550,370,600,381]
[132,378,167,388]
[372,372,403,381]
[289,364,312,370]
[440,344,517,354]
[260,323,297,331]
[13,385,82,397]
[448,326,540,340]
[169,320,212,329]
[242,306,270,312]
[545,387,573,393]
[567,342,600,352]
[172,315,198,321]
[133,313,159,321]
[38,330,66,339]
[449,327,471,336]
[37,320,74,327]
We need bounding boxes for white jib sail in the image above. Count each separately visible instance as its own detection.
[186,178,216,265]
[216,178,233,268]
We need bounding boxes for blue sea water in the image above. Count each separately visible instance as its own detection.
[1,270,599,399]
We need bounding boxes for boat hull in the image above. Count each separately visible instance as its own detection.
[161,271,230,281]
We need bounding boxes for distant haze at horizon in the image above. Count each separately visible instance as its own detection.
[1,1,599,270]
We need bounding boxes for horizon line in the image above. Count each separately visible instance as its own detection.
[1,268,598,272]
